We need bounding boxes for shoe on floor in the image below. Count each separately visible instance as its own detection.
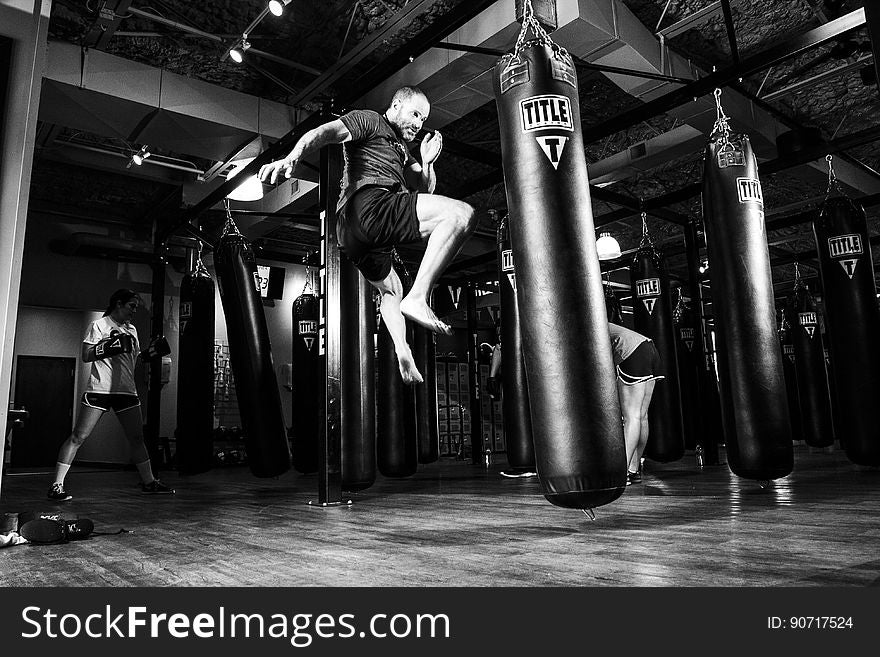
[47,483,72,502]
[627,470,642,484]
[64,518,94,541]
[19,518,67,544]
[141,479,175,494]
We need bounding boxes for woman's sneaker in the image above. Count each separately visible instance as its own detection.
[47,483,72,501]
[141,480,175,494]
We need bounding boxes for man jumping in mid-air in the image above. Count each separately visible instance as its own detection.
[259,86,476,385]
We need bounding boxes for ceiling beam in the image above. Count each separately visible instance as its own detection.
[581,8,866,144]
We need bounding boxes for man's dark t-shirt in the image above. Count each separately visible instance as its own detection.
[337,109,415,211]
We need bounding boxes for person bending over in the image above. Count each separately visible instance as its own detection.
[47,289,175,501]
[259,86,477,385]
[609,322,665,485]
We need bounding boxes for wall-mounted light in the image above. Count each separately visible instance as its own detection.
[596,232,622,261]
[230,34,251,63]
[127,145,150,168]
[226,158,264,202]
[268,0,292,17]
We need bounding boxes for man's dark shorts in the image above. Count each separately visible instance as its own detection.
[337,185,421,282]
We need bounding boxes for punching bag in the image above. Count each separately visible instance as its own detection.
[413,324,439,464]
[175,249,215,475]
[214,217,290,477]
[785,283,834,448]
[814,194,880,465]
[291,271,320,474]
[702,100,793,480]
[604,283,623,325]
[339,258,377,491]
[631,241,685,462]
[497,215,535,472]
[494,39,625,509]
[673,295,699,452]
[777,312,804,443]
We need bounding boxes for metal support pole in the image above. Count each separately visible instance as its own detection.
[685,219,720,465]
[145,236,167,475]
[465,282,483,466]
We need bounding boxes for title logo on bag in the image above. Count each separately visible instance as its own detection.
[521,95,573,170]
[736,178,763,204]
[520,95,573,132]
[180,302,192,320]
[798,312,817,339]
[783,344,795,362]
[679,327,694,352]
[501,249,517,292]
[828,234,862,279]
[636,278,660,315]
[501,249,514,272]
[299,320,317,351]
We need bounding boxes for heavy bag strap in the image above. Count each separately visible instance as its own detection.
[672,286,686,325]
[301,251,316,296]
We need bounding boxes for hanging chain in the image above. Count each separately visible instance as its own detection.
[712,88,732,144]
[302,251,315,295]
[639,210,654,249]
[194,240,209,276]
[514,0,565,58]
[824,154,844,200]
[793,261,802,288]
[222,199,242,236]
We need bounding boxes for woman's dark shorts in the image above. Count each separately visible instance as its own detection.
[617,340,665,386]
[337,186,421,282]
[82,392,141,413]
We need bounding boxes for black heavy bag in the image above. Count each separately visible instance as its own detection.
[214,220,290,477]
[604,283,623,324]
[702,113,792,480]
[339,258,377,491]
[494,40,625,509]
[673,296,699,451]
[291,277,320,474]
[631,243,685,462]
[814,195,880,465]
[785,284,834,448]
[413,324,439,464]
[497,215,535,472]
[777,312,804,443]
[823,342,843,449]
[377,256,417,477]
[175,253,215,475]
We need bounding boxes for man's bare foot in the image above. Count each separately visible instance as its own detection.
[400,296,452,335]
[398,351,424,385]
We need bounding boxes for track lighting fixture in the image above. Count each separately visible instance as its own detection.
[268,0,292,17]
[127,145,150,168]
[230,34,251,64]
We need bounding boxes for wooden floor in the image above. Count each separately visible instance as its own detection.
[1,444,878,587]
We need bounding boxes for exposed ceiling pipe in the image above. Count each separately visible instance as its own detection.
[58,141,204,175]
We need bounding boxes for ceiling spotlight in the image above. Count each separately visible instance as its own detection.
[229,34,251,64]
[268,0,291,17]
[596,232,622,261]
[128,145,150,168]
